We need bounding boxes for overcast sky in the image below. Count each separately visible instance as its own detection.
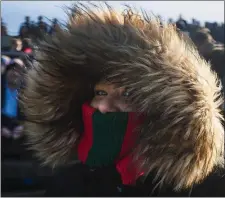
[2,1,224,36]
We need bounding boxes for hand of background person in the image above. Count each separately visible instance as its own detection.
[1,66,6,74]
[2,127,13,138]
[12,125,24,139]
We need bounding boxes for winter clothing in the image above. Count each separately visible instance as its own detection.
[20,3,225,197]
[77,102,144,185]
[1,75,23,130]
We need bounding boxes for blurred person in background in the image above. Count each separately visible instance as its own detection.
[10,38,23,52]
[1,25,8,36]
[22,38,33,55]
[191,28,225,111]
[1,55,11,75]
[176,15,188,28]
[175,15,190,39]
[1,58,25,139]
[220,23,224,43]
[1,19,12,51]
[21,38,35,63]
[211,22,224,44]
[49,18,60,35]
[1,18,8,36]
[192,18,200,26]
[204,22,224,44]
[191,28,225,79]
[29,16,49,41]
[19,26,30,39]
[37,16,48,33]
[24,16,31,28]
[168,18,174,24]
[19,16,31,39]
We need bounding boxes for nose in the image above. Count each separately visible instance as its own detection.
[98,102,117,114]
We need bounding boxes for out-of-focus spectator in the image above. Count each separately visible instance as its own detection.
[176,17,190,38]
[27,16,49,41]
[1,25,8,36]
[1,19,12,51]
[191,28,216,55]
[19,26,29,39]
[168,18,174,24]
[220,24,224,43]
[22,38,33,54]
[192,18,200,26]
[21,38,34,60]
[1,55,11,74]
[1,58,25,139]
[176,18,188,32]
[1,18,8,36]
[10,38,23,52]
[19,16,31,39]
[211,22,224,44]
[191,27,225,97]
[27,20,39,41]
[37,16,48,33]
[204,22,224,44]
[24,16,31,28]
[49,18,60,35]
[205,22,212,30]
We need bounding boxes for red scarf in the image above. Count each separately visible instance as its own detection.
[77,102,144,185]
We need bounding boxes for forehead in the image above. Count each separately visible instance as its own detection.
[94,81,124,91]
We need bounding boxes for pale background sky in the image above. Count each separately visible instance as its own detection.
[1,1,224,36]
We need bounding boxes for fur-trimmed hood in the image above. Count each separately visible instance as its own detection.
[20,3,224,192]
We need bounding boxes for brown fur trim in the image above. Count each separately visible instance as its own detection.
[20,2,224,191]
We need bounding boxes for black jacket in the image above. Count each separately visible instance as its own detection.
[45,163,225,197]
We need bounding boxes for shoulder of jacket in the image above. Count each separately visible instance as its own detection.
[191,169,225,196]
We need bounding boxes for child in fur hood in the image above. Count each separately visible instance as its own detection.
[20,3,225,197]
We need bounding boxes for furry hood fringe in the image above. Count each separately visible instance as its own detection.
[20,2,224,192]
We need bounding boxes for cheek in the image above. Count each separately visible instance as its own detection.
[117,100,134,112]
[117,102,130,111]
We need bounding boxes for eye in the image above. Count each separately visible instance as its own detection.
[122,90,131,97]
[95,90,108,96]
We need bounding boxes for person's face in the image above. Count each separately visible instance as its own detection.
[6,65,23,87]
[12,41,22,51]
[90,81,135,113]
